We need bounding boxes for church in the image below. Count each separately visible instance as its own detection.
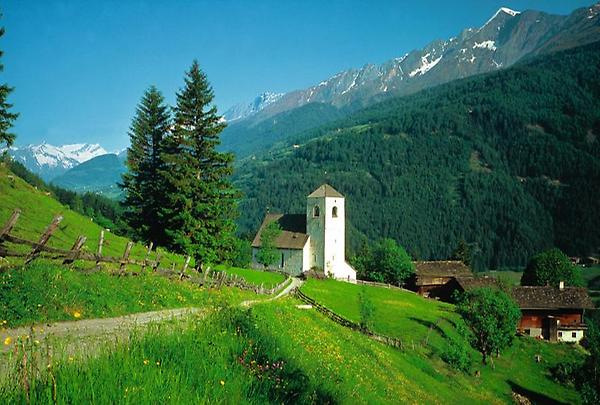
[251,184,357,281]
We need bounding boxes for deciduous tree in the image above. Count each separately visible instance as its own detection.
[456,287,521,365]
[521,248,583,287]
[256,221,281,269]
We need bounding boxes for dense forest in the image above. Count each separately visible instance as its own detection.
[233,42,600,271]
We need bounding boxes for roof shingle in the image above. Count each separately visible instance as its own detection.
[251,213,308,250]
[512,286,594,310]
[308,184,344,198]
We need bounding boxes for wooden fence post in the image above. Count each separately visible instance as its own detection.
[179,255,191,280]
[24,215,63,264]
[119,241,134,274]
[142,242,153,272]
[62,235,87,265]
[152,253,161,273]
[0,208,21,241]
[95,230,105,268]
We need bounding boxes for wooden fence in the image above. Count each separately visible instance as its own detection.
[356,279,415,293]
[0,208,288,295]
[293,288,405,350]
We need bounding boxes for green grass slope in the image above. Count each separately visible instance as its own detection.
[301,279,583,403]
[214,264,286,289]
[1,298,583,404]
[0,163,187,270]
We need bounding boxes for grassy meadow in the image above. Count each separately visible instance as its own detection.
[0,164,192,271]
[1,296,584,404]
[0,262,262,328]
[214,264,287,289]
[301,279,583,403]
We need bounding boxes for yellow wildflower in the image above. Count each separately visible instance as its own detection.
[73,311,81,319]
[4,336,11,345]
[156,361,161,366]
[143,359,149,365]
[220,380,225,386]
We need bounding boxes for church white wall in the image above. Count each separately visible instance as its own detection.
[306,197,325,271]
[306,193,356,281]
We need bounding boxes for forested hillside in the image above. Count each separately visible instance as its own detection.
[234,42,600,270]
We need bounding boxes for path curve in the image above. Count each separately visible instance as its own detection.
[241,277,303,307]
[1,278,303,354]
[1,307,204,354]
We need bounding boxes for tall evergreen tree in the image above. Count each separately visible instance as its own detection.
[0,15,18,149]
[159,61,239,266]
[121,86,170,244]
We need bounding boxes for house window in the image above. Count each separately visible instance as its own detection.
[313,205,320,217]
[281,253,285,268]
[558,332,563,338]
[332,206,338,217]
[572,332,577,338]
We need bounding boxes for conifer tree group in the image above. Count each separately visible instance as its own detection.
[0,15,18,149]
[121,61,239,267]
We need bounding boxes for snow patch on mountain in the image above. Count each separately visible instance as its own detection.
[473,40,497,51]
[483,7,520,27]
[409,54,443,78]
[223,92,285,122]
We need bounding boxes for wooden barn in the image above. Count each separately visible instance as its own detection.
[408,261,473,300]
[511,282,594,343]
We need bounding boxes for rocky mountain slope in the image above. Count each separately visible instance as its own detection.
[4,143,108,180]
[232,41,600,270]
[220,3,600,157]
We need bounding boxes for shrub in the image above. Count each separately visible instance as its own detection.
[440,339,472,373]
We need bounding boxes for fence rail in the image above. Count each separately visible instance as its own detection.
[0,208,285,295]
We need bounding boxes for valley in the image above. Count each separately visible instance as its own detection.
[2,2,600,404]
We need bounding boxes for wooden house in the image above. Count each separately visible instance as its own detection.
[511,283,594,343]
[408,261,473,300]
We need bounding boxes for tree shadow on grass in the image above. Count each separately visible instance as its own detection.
[508,380,568,405]
[408,317,449,340]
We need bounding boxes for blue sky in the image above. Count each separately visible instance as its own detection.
[2,1,594,151]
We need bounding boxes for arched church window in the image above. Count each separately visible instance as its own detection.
[313,205,320,217]
[332,206,338,218]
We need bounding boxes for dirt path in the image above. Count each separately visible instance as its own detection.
[1,278,302,355]
[1,307,205,354]
[241,277,303,307]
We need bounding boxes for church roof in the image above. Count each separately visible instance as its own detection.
[252,213,309,250]
[308,184,344,198]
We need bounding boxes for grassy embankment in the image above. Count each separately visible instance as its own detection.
[300,279,584,404]
[0,163,190,271]
[214,264,286,290]
[0,291,584,404]
[0,165,268,328]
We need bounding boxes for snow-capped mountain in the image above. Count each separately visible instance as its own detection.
[224,4,600,124]
[223,92,284,122]
[6,143,108,181]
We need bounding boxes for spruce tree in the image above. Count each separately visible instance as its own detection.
[0,16,18,149]
[159,61,239,266]
[121,86,170,244]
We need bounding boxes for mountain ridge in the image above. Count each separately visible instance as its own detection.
[220,3,600,157]
[4,143,108,181]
